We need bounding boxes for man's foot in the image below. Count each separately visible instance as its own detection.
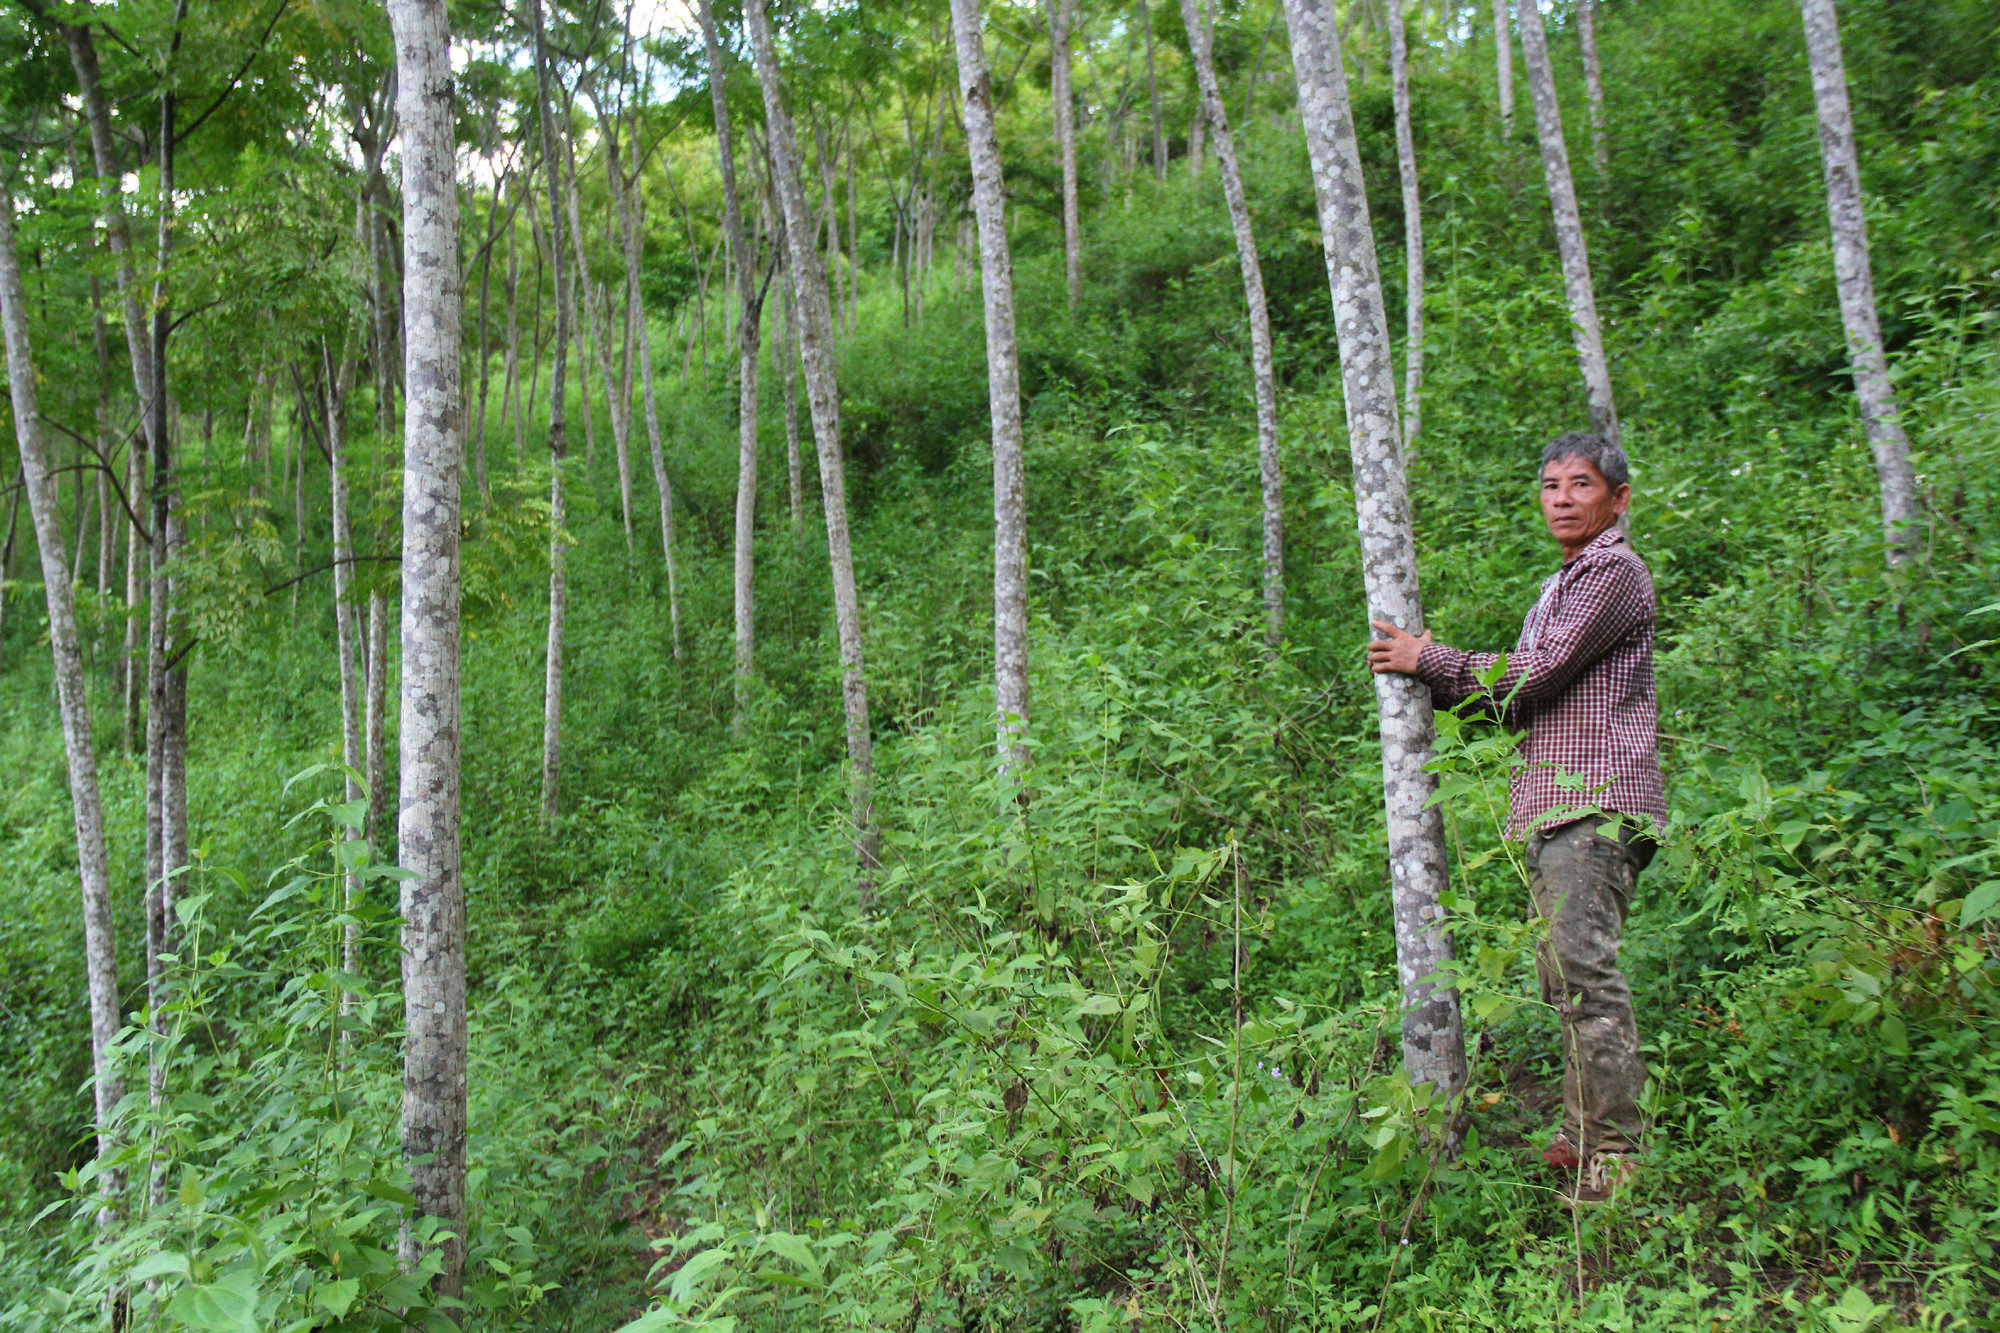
[1540,1133,1582,1171]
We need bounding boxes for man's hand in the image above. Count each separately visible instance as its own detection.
[1366,619,1432,675]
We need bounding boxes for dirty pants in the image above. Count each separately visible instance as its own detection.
[1525,817,1653,1155]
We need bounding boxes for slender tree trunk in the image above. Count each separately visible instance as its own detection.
[1578,0,1608,175]
[746,0,879,892]
[0,466,19,654]
[387,0,466,1297]
[149,64,188,1127]
[781,263,803,533]
[951,0,1032,784]
[1048,0,1082,307]
[1492,0,1514,139]
[1388,0,1427,454]
[324,337,366,972]
[699,0,767,731]
[1801,0,1918,561]
[1141,0,1167,179]
[366,588,389,852]
[847,147,860,332]
[123,441,142,752]
[0,189,124,1207]
[562,131,598,473]
[528,0,573,824]
[1181,0,1283,652]
[472,172,502,498]
[65,16,156,423]
[1516,0,1618,446]
[606,118,686,658]
[1283,0,1466,1104]
[501,206,523,495]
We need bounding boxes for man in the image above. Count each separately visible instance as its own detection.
[1366,431,1666,1202]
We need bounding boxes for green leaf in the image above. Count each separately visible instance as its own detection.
[128,1251,191,1283]
[359,1177,418,1207]
[669,1245,734,1303]
[332,798,368,830]
[315,1278,360,1317]
[164,1272,260,1333]
[1123,1177,1155,1207]
[1074,993,1124,1016]
[1961,880,2000,927]
[760,1231,823,1283]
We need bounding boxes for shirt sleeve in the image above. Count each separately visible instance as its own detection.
[1413,556,1651,718]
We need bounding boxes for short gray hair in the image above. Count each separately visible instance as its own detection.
[1540,431,1629,489]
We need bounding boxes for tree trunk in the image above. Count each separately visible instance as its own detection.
[387,0,467,1298]
[0,189,125,1208]
[846,146,860,333]
[1283,0,1466,1104]
[781,263,804,533]
[472,172,503,501]
[1578,0,1608,175]
[746,0,880,893]
[1141,0,1168,179]
[529,0,573,824]
[1516,0,1618,446]
[699,0,767,731]
[1493,0,1514,139]
[324,335,366,972]
[1801,0,1918,561]
[562,131,599,474]
[1048,0,1082,307]
[123,440,143,752]
[951,0,1032,784]
[1388,0,1427,455]
[1181,0,1284,653]
[605,117,686,659]
[500,202,522,499]
[149,77,188,1124]
[366,587,389,855]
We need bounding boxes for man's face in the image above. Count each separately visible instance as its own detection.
[1539,454,1630,550]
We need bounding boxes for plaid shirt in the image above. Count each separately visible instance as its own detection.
[1415,528,1667,840]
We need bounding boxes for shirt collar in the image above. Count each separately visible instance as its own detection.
[1563,526,1626,568]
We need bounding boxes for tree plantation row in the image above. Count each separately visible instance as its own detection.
[0,0,1993,1328]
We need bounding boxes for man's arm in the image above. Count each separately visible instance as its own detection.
[1369,556,1652,712]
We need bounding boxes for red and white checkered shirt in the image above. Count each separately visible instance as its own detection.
[1414,527,1666,840]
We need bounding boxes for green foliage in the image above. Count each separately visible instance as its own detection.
[3,0,2000,1328]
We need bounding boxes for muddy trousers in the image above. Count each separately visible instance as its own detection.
[1525,818,1654,1155]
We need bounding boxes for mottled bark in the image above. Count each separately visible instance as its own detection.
[1181,0,1283,651]
[1516,0,1619,447]
[1493,0,1514,138]
[1283,0,1466,1101]
[1578,0,1608,175]
[0,189,124,1198]
[367,588,389,854]
[1048,0,1081,307]
[699,0,766,729]
[951,0,1031,782]
[529,0,572,824]
[745,0,879,889]
[1801,0,1918,561]
[605,118,685,658]
[1387,0,1426,455]
[387,0,466,1297]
